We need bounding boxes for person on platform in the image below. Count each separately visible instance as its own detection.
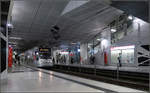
[118,53,122,67]
[71,57,74,64]
[52,57,55,64]
[90,55,95,64]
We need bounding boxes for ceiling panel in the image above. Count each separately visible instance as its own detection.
[58,6,122,42]
[12,0,41,23]
[10,0,123,52]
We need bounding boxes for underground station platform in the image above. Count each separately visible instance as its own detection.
[1,0,150,92]
[0,64,149,93]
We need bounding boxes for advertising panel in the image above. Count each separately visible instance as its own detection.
[111,45,135,64]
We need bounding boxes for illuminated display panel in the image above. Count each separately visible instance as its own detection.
[39,48,50,52]
[40,49,49,52]
[38,48,51,59]
[111,45,135,63]
[111,50,121,63]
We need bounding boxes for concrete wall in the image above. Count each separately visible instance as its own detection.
[0,0,14,79]
[80,28,111,66]
[94,28,111,66]
[113,17,150,67]
[80,43,88,64]
[79,17,150,67]
[114,18,150,46]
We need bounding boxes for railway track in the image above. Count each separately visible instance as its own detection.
[39,65,149,91]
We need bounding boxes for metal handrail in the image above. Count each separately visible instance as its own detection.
[117,63,119,80]
[94,64,96,76]
[138,59,150,65]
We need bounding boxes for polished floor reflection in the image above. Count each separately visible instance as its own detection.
[0,65,147,93]
[1,66,102,92]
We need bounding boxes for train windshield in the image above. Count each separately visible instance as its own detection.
[39,53,51,59]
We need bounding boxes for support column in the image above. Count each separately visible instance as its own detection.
[80,43,88,64]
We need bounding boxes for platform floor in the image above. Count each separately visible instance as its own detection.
[0,65,148,93]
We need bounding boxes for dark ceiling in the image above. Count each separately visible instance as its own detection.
[10,0,123,53]
[1,0,10,36]
[111,1,149,22]
[8,0,149,53]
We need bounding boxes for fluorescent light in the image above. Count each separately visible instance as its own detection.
[27,56,30,58]
[93,28,101,31]
[101,39,108,48]
[111,45,135,50]
[71,43,76,44]
[7,23,13,27]
[36,52,39,55]
[9,37,22,40]
[60,52,69,55]
[97,39,101,41]
[111,29,116,33]
[78,49,80,52]
[128,15,133,20]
